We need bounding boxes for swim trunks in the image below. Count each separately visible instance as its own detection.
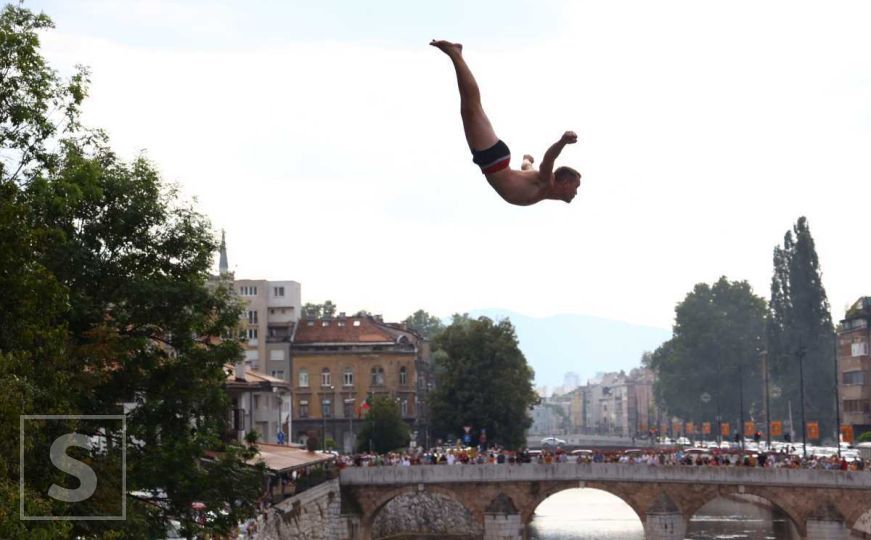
[472,140,511,175]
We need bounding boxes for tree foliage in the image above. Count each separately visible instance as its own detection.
[650,278,767,427]
[767,217,836,439]
[429,315,537,449]
[355,395,410,453]
[0,5,262,537]
[302,300,337,318]
[402,309,445,339]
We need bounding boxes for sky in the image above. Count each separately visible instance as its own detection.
[28,0,871,331]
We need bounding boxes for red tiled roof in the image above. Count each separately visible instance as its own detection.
[293,316,406,344]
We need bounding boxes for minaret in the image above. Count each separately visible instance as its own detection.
[218,229,229,275]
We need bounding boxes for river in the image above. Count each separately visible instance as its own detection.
[528,488,795,540]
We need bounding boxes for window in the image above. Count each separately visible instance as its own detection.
[852,342,869,357]
[322,399,332,418]
[238,286,258,296]
[844,371,865,385]
[321,321,329,327]
[343,368,354,386]
[299,369,309,387]
[321,368,332,386]
[271,370,285,379]
[844,399,871,413]
[343,400,353,418]
[246,328,258,339]
[247,310,258,324]
[253,395,260,409]
[298,400,309,418]
[337,321,346,327]
[371,367,385,386]
[269,349,284,361]
[400,399,408,417]
[399,366,408,385]
[274,286,284,297]
[353,320,361,327]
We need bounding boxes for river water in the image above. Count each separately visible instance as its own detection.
[528,489,793,540]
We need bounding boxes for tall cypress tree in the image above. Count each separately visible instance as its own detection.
[767,217,836,441]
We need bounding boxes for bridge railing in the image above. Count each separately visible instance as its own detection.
[340,462,871,490]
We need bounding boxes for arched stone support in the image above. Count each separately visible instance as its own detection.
[643,493,687,540]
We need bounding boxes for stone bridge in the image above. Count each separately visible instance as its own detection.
[339,463,871,540]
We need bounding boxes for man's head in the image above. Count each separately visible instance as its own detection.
[552,166,582,202]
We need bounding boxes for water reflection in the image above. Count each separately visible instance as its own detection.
[528,490,793,540]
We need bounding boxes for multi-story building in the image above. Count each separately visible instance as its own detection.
[234,278,301,380]
[838,297,871,439]
[290,314,431,452]
[214,231,301,380]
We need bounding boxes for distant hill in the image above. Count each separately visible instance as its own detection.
[465,309,671,391]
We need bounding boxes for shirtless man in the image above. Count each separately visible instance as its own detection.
[431,40,581,206]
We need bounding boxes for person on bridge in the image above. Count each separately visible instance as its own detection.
[430,40,582,206]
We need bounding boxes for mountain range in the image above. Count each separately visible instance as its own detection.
[466,309,672,393]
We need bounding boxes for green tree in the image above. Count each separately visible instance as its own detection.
[403,309,445,339]
[355,395,410,453]
[0,5,263,537]
[767,217,836,440]
[650,277,767,428]
[302,300,337,318]
[429,315,537,449]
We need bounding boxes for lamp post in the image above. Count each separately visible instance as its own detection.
[797,345,807,459]
[833,331,841,458]
[344,398,355,454]
[762,349,771,450]
[738,364,745,453]
[323,384,334,451]
[700,392,711,443]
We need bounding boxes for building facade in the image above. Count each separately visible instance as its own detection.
[234,278,301,380]
[290,314,431,452]
[225,363,291,444]
[838,297,871,438]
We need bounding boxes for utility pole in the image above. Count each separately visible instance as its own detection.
[798,346,807,459]
[762,349,771,450]
[738,364,745,453]
[833,331,841,458]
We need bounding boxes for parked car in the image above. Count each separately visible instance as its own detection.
[540,436,567,447]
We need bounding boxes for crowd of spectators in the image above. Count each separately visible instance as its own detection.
[335,444,866,472]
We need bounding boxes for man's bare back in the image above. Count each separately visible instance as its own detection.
[430,39,582,206]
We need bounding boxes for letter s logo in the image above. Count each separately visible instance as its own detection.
[47,433,98,503]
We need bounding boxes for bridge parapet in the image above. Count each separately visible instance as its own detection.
[340,463,871,491]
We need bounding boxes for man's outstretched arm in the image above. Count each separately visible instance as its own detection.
[539,131,578,183]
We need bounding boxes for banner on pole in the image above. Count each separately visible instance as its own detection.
[744,421,755,437]
[770,420,782,437]
[702,422,711,435]
[841,424,854,443]
[721,422,730,437]
[807,421,820,440]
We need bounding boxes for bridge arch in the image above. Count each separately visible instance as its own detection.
[365,485,480,539]
[682,485,805,538]
[522,482,646,526]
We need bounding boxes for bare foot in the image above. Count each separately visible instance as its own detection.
[430,40,463,57]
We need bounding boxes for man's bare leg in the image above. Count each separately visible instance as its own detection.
[430,40,499,152]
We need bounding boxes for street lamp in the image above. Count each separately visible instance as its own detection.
[323,384,334,451]
[833,331,842,458]
[700,392,711,442]
[344,398,355,454]
[797,345,808,459]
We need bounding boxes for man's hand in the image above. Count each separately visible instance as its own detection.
[560,131,578,144]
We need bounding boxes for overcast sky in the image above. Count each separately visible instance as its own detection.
[30,0,871,330]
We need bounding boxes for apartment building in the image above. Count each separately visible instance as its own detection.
[225,363,291,444]
[290,314,432,452]
[838,297,871,438]
[234,278,301,380]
